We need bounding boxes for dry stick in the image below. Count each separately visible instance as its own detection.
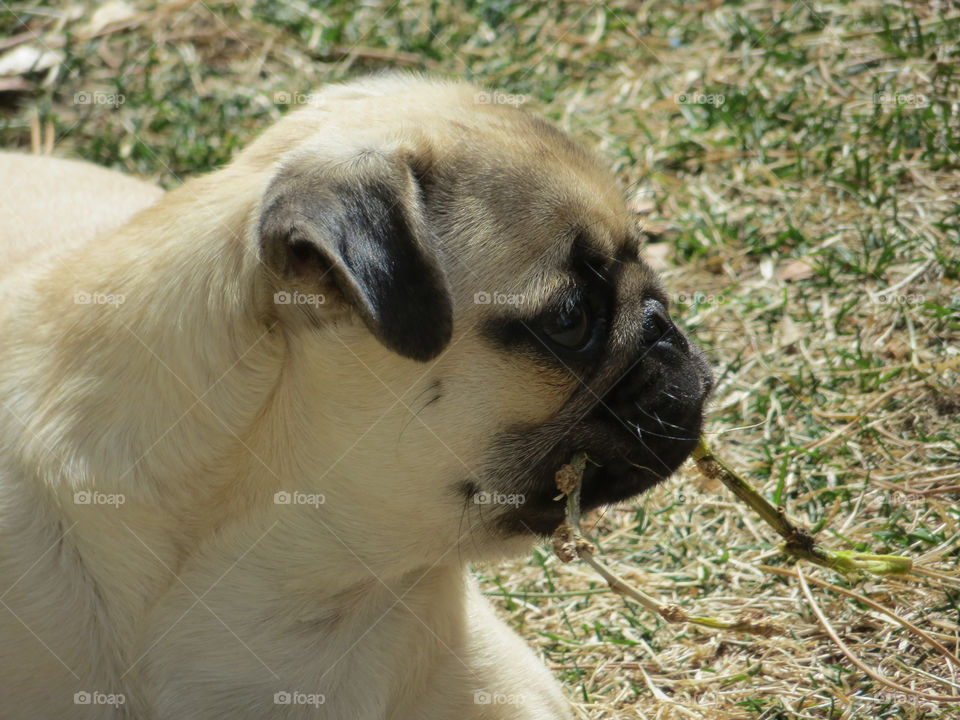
[760,565,960,673]
[909,566,960,589]
[691,436,912,576]
[802,381,924,453]
[795,566,960,703]
[552,453,779,638]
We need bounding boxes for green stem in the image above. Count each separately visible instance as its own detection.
[693,436,912,577]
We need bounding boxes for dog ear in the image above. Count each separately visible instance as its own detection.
[258,150,452,362]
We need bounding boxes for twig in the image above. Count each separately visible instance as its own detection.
[692,436,912,576]
[552,453,779,638]
[761,565,960,672]
[909,566,960,589]
[800,381,924,453]
[795,567,960,703]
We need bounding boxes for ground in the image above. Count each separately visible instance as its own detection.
[1,1,958,718]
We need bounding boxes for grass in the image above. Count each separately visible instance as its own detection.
[2,1,959,718]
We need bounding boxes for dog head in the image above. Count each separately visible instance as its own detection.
[251,75,712,557]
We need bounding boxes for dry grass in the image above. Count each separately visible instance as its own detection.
[1,1,958,718]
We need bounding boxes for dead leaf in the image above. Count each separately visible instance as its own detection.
[82,1,137,37]
[0,76,32,92]
[779,314,803,347]
[777,258,815,282]
[0,45,63,76]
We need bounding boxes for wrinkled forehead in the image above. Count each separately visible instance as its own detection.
[425,113,641,302]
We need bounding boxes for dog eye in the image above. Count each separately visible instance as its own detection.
[542,297,591,350]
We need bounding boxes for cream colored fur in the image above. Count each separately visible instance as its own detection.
[0,75,640,719]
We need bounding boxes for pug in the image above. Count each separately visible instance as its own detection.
[0,74,711,719]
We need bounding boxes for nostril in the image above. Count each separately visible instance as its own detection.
[640,299,687,351]
[639,299,670,344]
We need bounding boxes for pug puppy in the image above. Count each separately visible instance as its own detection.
[0,74,711,719]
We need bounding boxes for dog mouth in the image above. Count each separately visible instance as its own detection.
[576,431,698,501]
[489,411,704,537]
[488,358,710,537]
[488,463,668,539]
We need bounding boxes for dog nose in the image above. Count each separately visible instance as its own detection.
[640,299,688,352]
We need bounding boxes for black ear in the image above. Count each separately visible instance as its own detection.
[258,150,452,362]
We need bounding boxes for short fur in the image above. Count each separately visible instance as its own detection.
[0,75,711,719]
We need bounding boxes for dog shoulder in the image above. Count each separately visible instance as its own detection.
[0,152,163,275]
